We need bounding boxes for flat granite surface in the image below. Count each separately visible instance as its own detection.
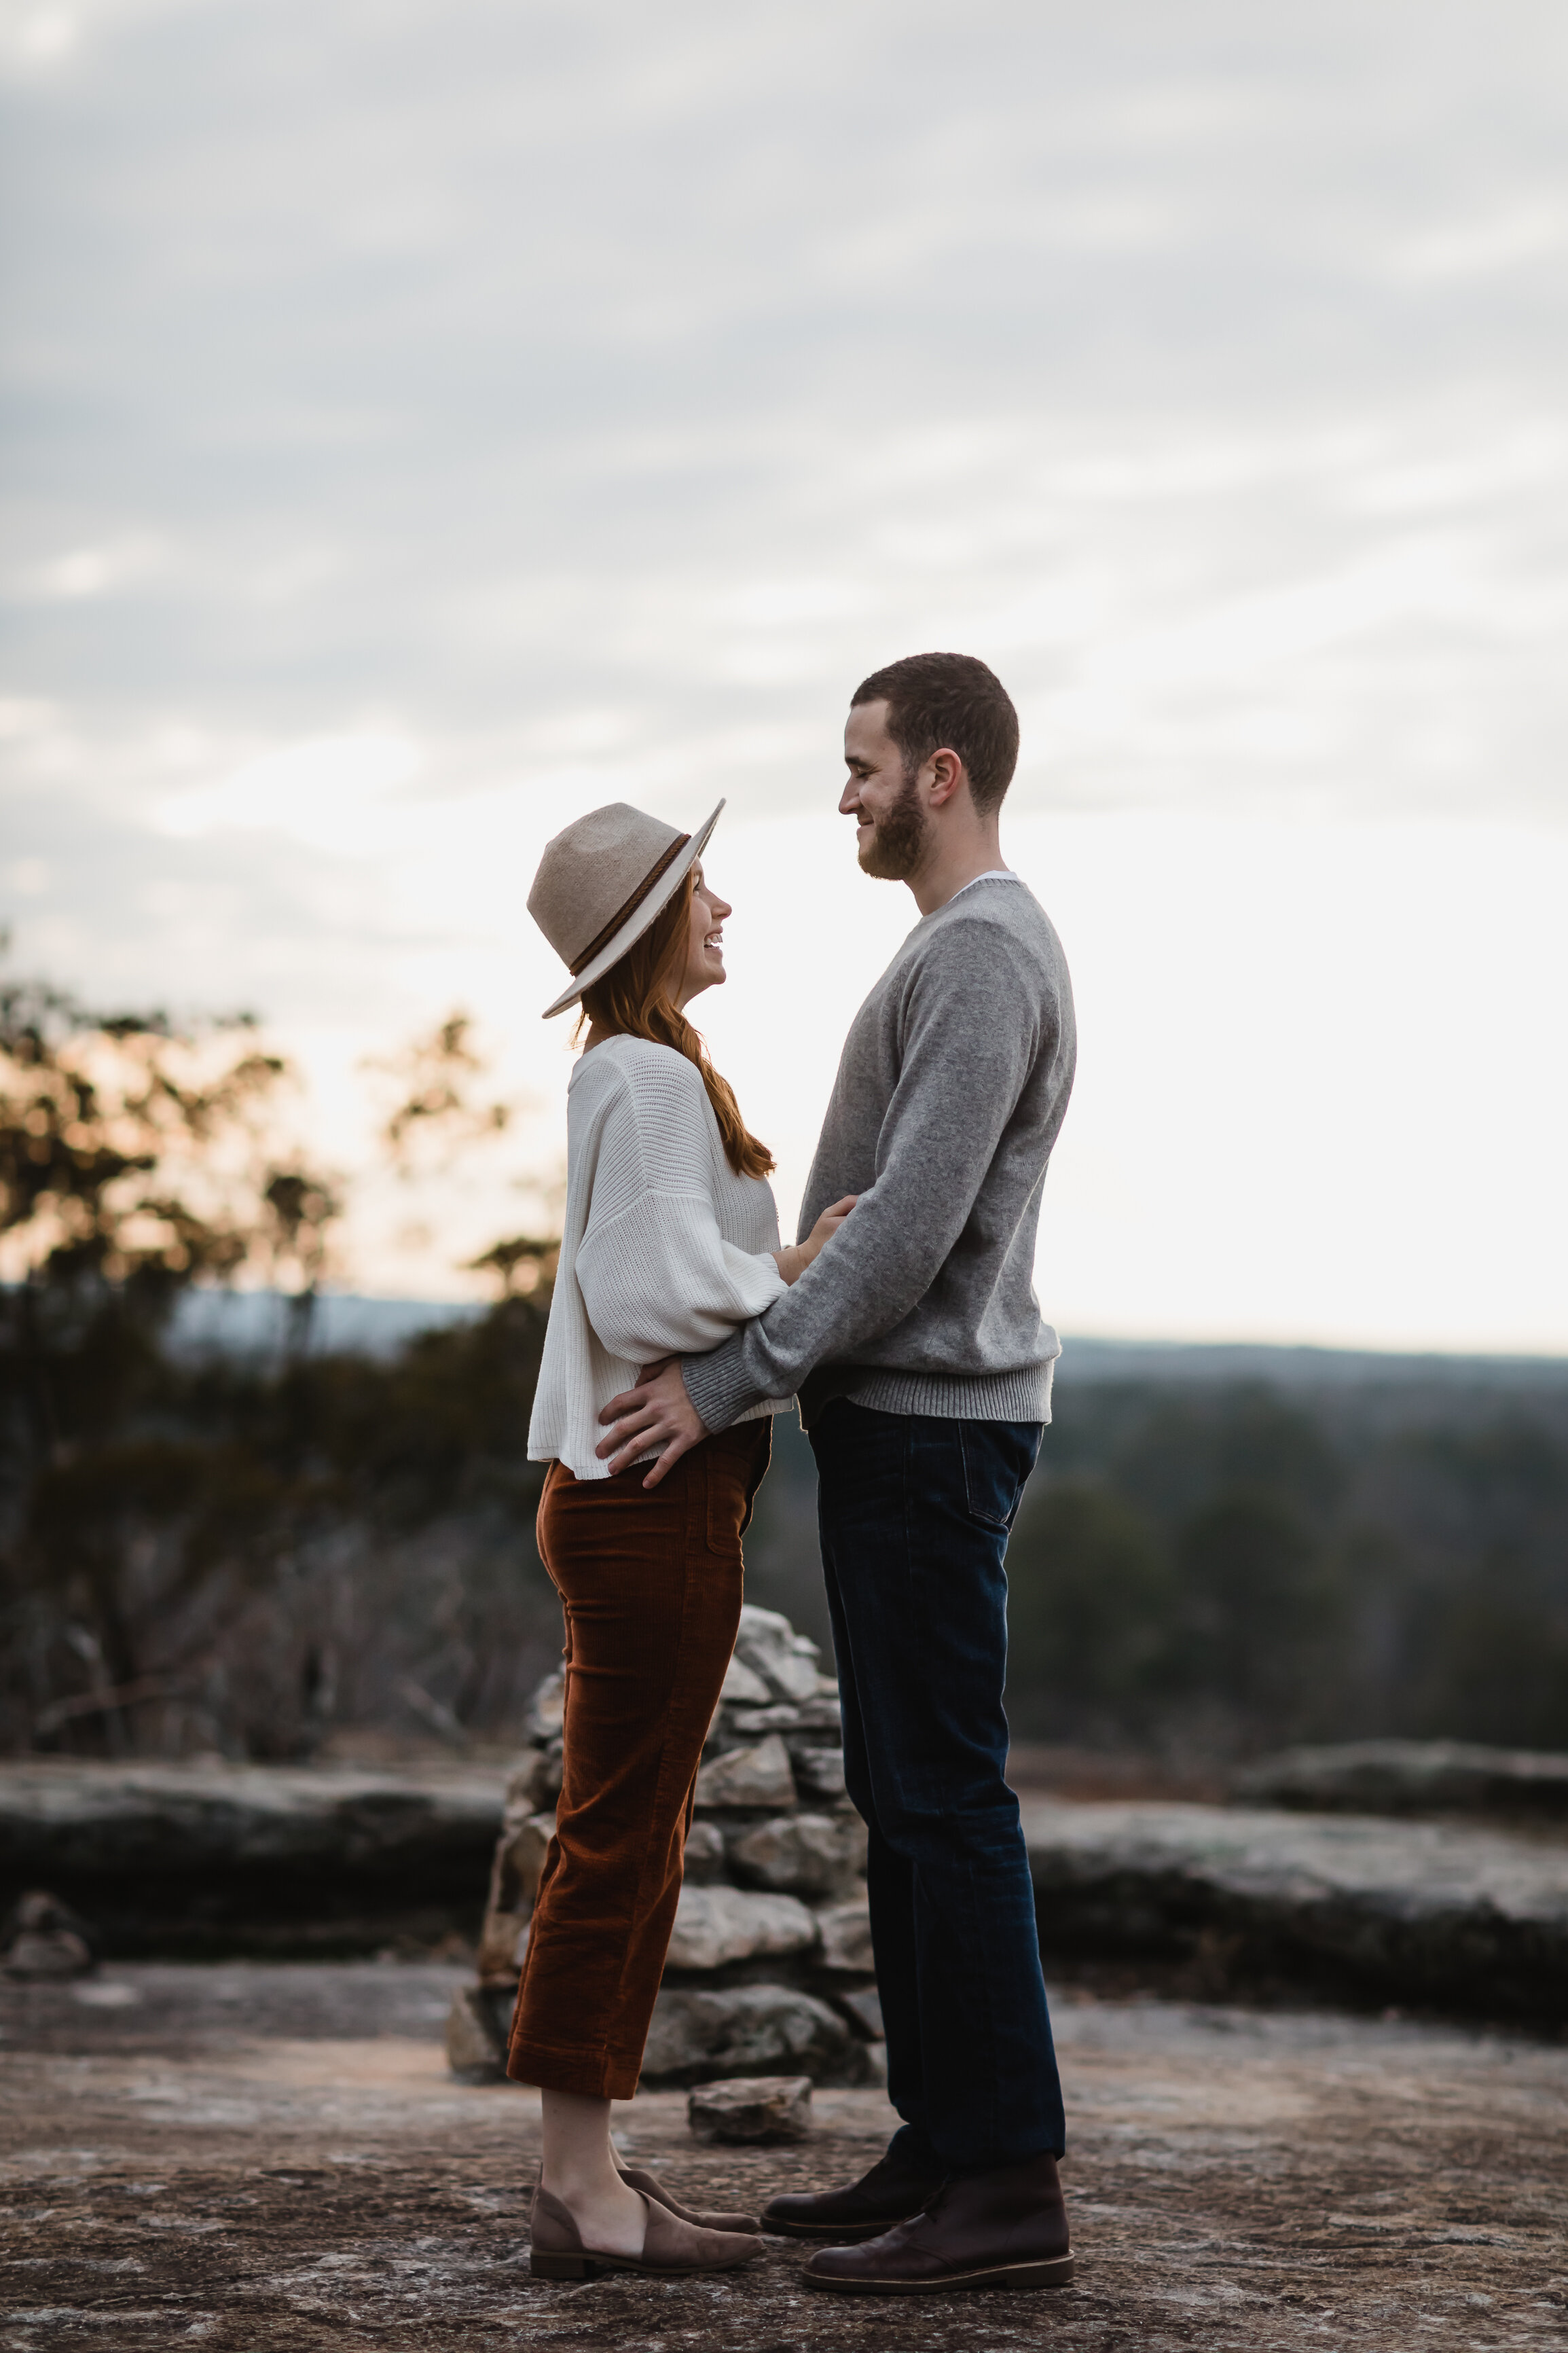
[1020,1798,1568,1910]
[1,1961,1565,2351]
[1022,1797,1568,2019]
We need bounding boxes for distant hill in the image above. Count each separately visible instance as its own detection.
[1056,1336,1568,1394]
[170,1290,1568,1397]
[170,1289,486,1361]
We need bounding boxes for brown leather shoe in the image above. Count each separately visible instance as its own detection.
[529,2185,763,2280]
[803,2153,1073,2294]
[617,2163,759,2233]
[762,2148,946,2242]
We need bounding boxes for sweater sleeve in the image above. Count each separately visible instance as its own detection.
[681,919,1048,1430]
[575,1060,786,1365]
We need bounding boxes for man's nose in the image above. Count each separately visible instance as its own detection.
[838,781,860,814]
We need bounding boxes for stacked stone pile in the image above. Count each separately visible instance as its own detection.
[445,1604,882,2086]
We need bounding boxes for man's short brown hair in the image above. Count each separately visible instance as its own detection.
[850,651,1020,815]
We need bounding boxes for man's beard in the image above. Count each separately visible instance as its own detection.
[857,773,928,880]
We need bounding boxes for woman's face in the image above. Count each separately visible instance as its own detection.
[676,865,731,1007]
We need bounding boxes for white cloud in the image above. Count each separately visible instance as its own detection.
[158,732,426,853]
[1389,198,1568,283]
[21,534,168,600]
[0,0,207,75]
[4,0,1568,1343]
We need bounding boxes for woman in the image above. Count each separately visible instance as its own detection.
[511,797,853,2281]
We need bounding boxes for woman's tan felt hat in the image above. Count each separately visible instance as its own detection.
[528,799,725,1020]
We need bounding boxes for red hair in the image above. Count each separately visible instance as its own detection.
[577,873,775,1180]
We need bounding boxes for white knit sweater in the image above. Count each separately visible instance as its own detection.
[528,1035,792,1478]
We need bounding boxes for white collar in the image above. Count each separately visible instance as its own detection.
[946,869,1019,903]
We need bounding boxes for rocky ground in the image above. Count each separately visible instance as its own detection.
[2,1960,1565,2352]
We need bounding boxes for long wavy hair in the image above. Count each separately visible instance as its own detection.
[577,871,776,1180]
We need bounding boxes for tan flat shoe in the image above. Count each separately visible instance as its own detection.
[529,2185,764,2280]
[617,2163,759,2233]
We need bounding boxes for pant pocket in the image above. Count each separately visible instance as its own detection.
[958,1422,1041,1530]
[708,1420,772,1552]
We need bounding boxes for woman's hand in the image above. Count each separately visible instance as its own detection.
[773,1194,858,1286]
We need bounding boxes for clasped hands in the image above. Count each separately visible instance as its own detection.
[596,1192,857,1488]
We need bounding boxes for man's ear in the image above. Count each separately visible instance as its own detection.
[926,748,966,809]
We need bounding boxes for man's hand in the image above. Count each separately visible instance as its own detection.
[596,1357,708,1487]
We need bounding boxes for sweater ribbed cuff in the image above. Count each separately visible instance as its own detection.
[680,1334,756,1435]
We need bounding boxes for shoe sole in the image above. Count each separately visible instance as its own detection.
[805,2254,1075,2295]
[531,2248,760,2280]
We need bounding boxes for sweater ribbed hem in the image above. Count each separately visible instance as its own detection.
[797,1359,1055,1431]
[684,1342,1058,1437]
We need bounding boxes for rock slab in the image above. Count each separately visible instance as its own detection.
[0,1761,504,1943]
[1023,1797,1568,2020]
[1235,1738,1568,1818]
[687,2073,813,2144]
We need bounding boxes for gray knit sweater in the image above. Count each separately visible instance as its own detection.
[680,874,1076,1433]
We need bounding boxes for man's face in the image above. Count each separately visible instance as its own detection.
[841,700,927,880]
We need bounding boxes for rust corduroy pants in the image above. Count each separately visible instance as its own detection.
[506,1419,771,2100]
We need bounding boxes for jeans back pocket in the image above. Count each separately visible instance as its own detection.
[958,1421,1042,1531]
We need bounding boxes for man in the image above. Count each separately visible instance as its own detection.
[598,651,1077,2295]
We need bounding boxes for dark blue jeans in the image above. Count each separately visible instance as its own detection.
[808,1400,1065,2173]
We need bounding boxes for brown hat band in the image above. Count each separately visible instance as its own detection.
[568,832,692,975]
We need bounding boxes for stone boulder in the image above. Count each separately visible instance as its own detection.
[475,1793,555,1983]
[688,2074,813,2144]
[445,1983,510,2081]
[837,1985,883,2038]
[718,1655,771,1707]
[680,1819,727,1884]
[728,1812,867,1899]
[693,1735,797,1812]
[642,1984,853,2085]
[507,1746,563,1812]
[790,1747,848,1806]
[732,1604,824,1704]
[814,1892,875,1974]
[729,1695,843,1740]
[523,1672,566,1744]
[2,1889,95,1980]
[665,1884,819,1971]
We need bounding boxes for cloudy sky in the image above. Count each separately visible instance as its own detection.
[3,0,1567,1348]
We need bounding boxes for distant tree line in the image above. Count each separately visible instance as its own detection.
[0,963,562,1758]
[4,958,1566,1763]
[1002,1377,1568,1756]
